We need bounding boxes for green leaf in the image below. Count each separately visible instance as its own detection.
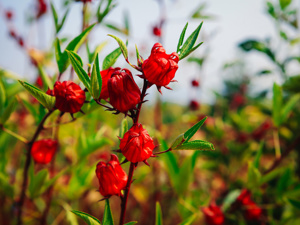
[108,34,128,60]
[67,51,91,91]
[102,47,122,70]
[28,169,49,199]
[179,22,203,60]
[90,54,102,99]
[253,142,264,169]
[222,190,241,212]
[102,199,114,225]
[155,202,163,225]
[119,118,128,138]
[272,83,283,127]
[177,23,188,53]
[0,97,17,125]
[19,81,55,110]
[55,24,95,73]
[50,2,59,33]
[280,94,300,124]
[280,0,292,10]
[247,162,261,189]
[57,9,69,33]
[239,39,275,61]
[170,133,185,149]
[88,41,108,63]
[277,168,291,196]
[124,222,137,225]
[184,117,207,142]
[283,75,300,93]
[180,42,203,60]
[72,210,102,225]
[0,80,6,113]
[175,156,193,195]
[37,64,53,89]
[174,140,214,151]
[179,214,197,225]
[288,198,300,209]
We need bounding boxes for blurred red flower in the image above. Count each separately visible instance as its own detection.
[31,139,58,164]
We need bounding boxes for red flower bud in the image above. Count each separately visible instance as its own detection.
[202,203,225,225]
[142,43,179,92]
[18,37,24,47]
[36,0,47,19]
[31,139,58,164]
[5,10,13,20]
[107,68,141,113]
[153,26,162,37]
[120,123,155,163]
[99,67,119,100]
[244,201,262,221]
[191,79,200,87]
[9,30,17,38]
[95,154,128,197]
[236,189,252,205]
[189,100,200,111]
[53,81,86,113]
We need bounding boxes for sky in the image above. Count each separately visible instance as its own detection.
[0,0,285,104]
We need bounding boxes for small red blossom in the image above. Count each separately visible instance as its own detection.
[5,10,14,20]
[153,26,162,37]
[36,0,47,19]
[99,67,119,100]
[120,123,155,163]
[202,203,225,225]
[52,81,86,113]
[107,68,141,113]
[191,79,200,87]
[189,100,200,111]
[95,154,128,198]
[142,43,179,93]
[31,139,58,164]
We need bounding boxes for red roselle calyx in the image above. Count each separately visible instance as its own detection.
[5,10,13,20]
[99,67,120,100]
[141,43,179,93]
[95,154,128,198]
[153,26,162,37]
[49,81,86,113]
[36,0,47,19]
[120,123,155,163]
[202,203,225,225]
[191,79,200,87]
[107,68,141,113]
[31,139,58,164]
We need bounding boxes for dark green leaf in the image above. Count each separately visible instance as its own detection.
[272,83,282,127]
[170,133,185,149]
[90,54,102,99]
[28,169,48,199]
[288,198,300,209]
[277,168,291,196]
[57,9,69,33]
[179,22,203,60]
[50,2,59,32]
[253,142,264,169]
[177,23,188,53]
[102,47,121,70]
[280,94,300,124]
[124,222,137,225]
[0,172,14,198]
[67,51,91,91]
[184,117,207,142]
[180,42,203,60]
[0,97,17,125]
[108,34,128,60]
[283,75,300,93]
[102,199,114,225]
[239,39,275,61]
[280,0,292,10]
[19,81,55,110]
[174,140,214,151]
[155,202,163,225]
[72,210,102,225]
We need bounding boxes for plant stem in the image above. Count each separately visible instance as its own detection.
[16,110,54,225]
[134,79,148,124]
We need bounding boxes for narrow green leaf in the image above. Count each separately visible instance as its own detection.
[88,41,108,63]
[259,168,285,185]
[135,44,141,64]
[184,117,207,142]
[179,42,203,60]
[28,169,48,199]
[19,81,55,110]
[0,97,17,124]
[119,118,128,138]
[67,51,91,91]
[177,22,188,53]
[50,2,59,33]
[253,141,264,169]
[280,94,300,124]
[277,168,291,196]
[124,222,137,225]
[57,9,69,33]
[102,47,122,70]
[102,199,114,225]
[108,34,128,60]
[170,133,185,149]
[91,54,102,99]
[179,22,203,60]
[179,214,197,225]
[0,79,6,112]
[222,190,241,212]
[288,198,300,209]
[174,140,214,151]
[272,83,283,127]
[0,172,14,198]
[72,210,102,225]
[247,162,261,189]
[37,64,53,89]
[124,11,130,35]
[155,202,163,225]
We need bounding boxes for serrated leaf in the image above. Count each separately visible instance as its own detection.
[273,83,282,127]
[174,140,214,151]
[108,34,128,60]
[170,133,185,149]
[37,64,53,89]
[179,22,203,60]
[0,97,17,124]
[177,23,188,53]
[102,47,122,70]
[28,169,49,199]
[67,51,91,91]
[280,94,300,124]
[102,199,114,225]
[222,190,241,212]
[155,202,163,225]
[72,210,101,225]
[184,117,206,142]
[91,54,102,99]
[19,81,55,110]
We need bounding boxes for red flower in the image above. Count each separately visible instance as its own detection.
[36,0,47,19]
[189,100,200,111]
[252,120,272,141]
[120,123,155,163]
[5,10,13,20]
[191,79,200,87]
[153,26,162,37]
[31,139,58,164]
[99,67,119,100]
[142,43,179,93]
[236,189,252,205]
[107,68,141,113]
[202,203,225,225]
[95,154,128,197]
[52,81,86,113]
